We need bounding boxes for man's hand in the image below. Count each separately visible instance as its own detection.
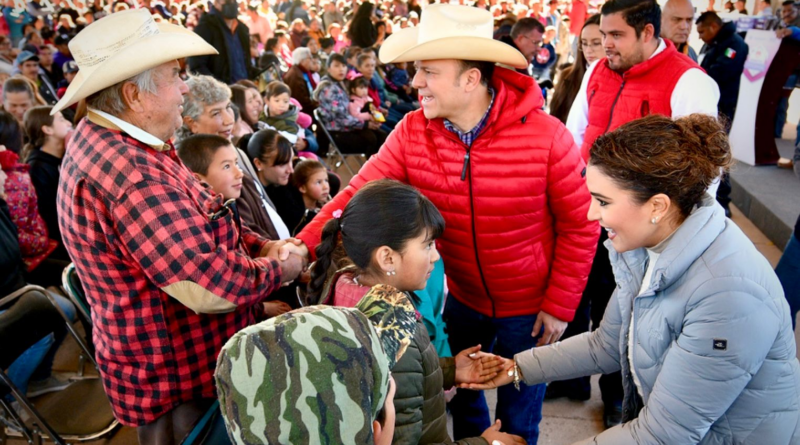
[777,28,793,38]
[279,253,305,283]
[263,300,292,317]
[459,358,515,390]
[532,311,567,346]
[481,420,527,445]
[262,239,309,283]
[454,345,505,385]
[262,238,308,262]
[367,120,382,130]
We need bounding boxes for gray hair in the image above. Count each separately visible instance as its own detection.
[174,74,231,143]
[86,67,158,116]
[181,74,232,121]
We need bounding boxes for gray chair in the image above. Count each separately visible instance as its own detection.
[313,108,366,176]
[0,283,119,443]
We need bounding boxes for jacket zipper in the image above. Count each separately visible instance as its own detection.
[604,80,626,133]
[460,143,496,317]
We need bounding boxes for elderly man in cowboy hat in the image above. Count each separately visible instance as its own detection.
[53,9,305,443]
[295,4,598,444]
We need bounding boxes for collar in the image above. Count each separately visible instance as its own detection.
[87,109,171,152]
[649,38,666,60]
[443,87,496,143]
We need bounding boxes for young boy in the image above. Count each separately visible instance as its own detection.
[177,134,244,201]
[177,134,293,318]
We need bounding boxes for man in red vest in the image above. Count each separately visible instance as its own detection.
[567,0,718,162]
[562,0,719,429]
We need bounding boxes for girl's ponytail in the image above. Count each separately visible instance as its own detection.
[307,217,343,304]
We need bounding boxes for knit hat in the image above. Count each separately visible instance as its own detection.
[215,287,416,445]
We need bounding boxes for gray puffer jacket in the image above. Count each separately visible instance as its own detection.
[516,196,800,444]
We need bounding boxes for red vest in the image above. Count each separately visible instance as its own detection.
[580,39,698,161]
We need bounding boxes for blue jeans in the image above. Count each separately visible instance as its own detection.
[5,334,54,399]
[776,233,800,330]
[444,296,547,445]
[10,292,77,383]
[303,129,319,154]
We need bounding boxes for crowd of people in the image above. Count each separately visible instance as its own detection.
[1,0,800,444]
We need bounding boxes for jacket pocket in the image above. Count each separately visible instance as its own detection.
[207,208,239,252]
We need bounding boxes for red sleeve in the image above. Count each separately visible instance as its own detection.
[296,116,412,259]
[540,124,599,321]
[112,180,283,309]
[240,222,271,258]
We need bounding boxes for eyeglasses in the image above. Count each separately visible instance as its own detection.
[520,34,542,47]
[581,41,603,50]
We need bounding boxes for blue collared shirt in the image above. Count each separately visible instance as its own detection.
[443,88,495,147]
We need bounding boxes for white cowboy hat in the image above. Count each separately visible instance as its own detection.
[51,9,218,114]
[379,4,527,69]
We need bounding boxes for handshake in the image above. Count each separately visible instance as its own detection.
[454,345,527,445]
[260,238,310,284]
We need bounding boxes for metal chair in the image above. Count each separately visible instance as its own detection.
[313,108,366,176]
[0,284,119,443]
[61,265,227,445]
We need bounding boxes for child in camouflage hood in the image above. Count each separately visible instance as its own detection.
[215,288,417,445]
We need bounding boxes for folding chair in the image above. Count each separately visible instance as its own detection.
[62,265,228,445]
[313,108,366,177]
[0,284,119,443]
[61,264,94,377]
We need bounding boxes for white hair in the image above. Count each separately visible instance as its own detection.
[292,47,313,66]
[86,67,158,116]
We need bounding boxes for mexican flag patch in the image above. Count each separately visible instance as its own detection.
[725,48,737,59]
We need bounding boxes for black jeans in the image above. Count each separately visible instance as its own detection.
[549,231,624,407]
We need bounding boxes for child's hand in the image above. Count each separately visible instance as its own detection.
[263,301,292,317]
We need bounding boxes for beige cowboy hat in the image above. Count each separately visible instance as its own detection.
[51,9,218,114]
[379,4,527,69]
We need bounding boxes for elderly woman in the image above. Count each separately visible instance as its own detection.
[55,10,303,443]
[468,114,800,445]
[174,74,235,144]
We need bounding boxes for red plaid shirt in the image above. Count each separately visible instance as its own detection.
[58,118,282,426]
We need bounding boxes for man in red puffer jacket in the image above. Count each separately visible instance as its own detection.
[295,4,598,444]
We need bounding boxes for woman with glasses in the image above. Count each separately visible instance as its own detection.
[549,14,601,123]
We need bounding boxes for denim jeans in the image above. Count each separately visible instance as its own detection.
[776,233,800,330]
[303,128,319,154]
[5,334,54,399]
[444,296,547,445]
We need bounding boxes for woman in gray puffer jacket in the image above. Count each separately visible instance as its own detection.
[468,114,800,445]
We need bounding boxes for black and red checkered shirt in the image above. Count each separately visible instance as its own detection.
[58,118,282,426]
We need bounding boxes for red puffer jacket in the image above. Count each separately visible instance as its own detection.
[298,67,598,321]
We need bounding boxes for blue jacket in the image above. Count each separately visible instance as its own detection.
[517,196,800,444]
